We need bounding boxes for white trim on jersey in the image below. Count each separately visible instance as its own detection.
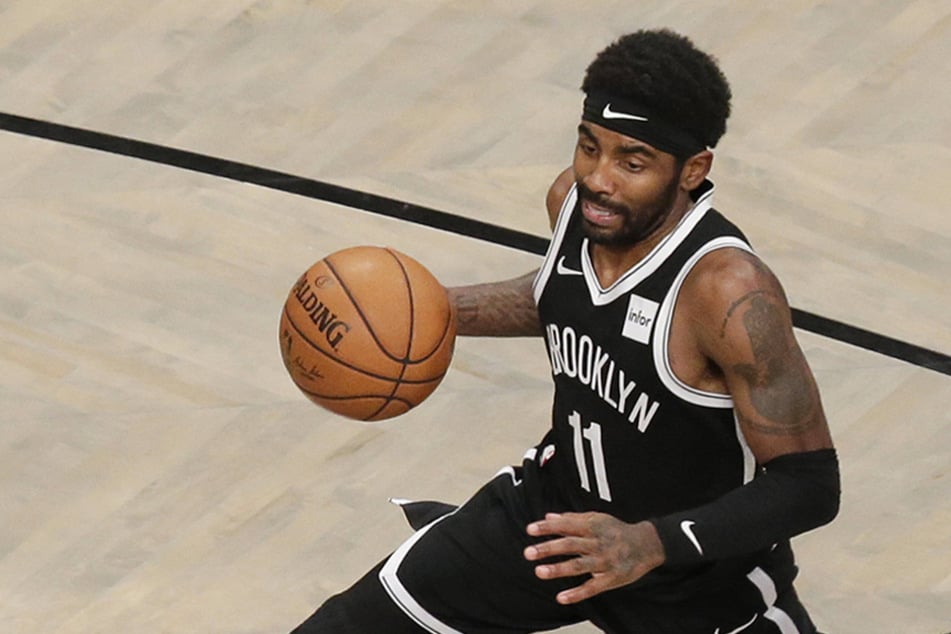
[537,183,756,483]
[652,235,754,409]
[532,184,579,305]
[378,513,465,634]
[747,567,801,634]
[534,183,717,306]
[581,184,716,305]
[735,412,757,484]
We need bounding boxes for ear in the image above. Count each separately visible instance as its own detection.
[680,150,713,191]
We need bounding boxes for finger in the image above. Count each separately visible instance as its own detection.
[523,536,590,561]
[532,555,595,581]
[555,575,615,605]
[526,512,589,537]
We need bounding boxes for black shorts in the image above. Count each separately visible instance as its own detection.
[291,468,820,634]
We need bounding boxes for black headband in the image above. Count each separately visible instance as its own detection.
[582,92,706,159]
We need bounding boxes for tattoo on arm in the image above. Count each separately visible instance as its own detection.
[448,271,541,337]
[730,294,819,436]
[719,290,768,338]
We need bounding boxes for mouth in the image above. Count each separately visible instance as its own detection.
[581,199,622,227]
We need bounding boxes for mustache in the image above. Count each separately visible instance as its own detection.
[576,181,629,215]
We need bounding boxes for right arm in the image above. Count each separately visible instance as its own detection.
[446,168,575,337]
[447,272,541,336]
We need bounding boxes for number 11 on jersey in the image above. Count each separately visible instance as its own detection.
[568,411,612,502]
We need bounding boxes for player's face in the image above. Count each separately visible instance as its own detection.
[572,122,685,247]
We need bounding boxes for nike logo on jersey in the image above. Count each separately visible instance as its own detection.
[602,103,648,122]
[680,520,704,555]
[555,256,583,276]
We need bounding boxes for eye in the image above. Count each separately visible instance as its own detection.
[577,141,597,156]
[623,161,644,173]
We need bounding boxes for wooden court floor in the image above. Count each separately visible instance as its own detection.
[1,2,949,633]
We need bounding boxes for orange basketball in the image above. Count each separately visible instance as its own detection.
[279,246,457,421]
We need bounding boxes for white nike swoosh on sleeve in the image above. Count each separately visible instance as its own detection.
[680,520,704,555]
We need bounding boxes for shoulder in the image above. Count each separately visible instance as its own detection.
[681,242,833,459]
[545,168,575,230]
[688,247,787,305]
[682,247,794,352]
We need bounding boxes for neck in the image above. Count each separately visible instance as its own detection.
[589,190,694,288]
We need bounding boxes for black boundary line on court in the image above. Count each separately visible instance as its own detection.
[2,111,948,376]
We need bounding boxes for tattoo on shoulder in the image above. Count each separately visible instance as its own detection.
[719,290,768,338]
[729,293,819,436]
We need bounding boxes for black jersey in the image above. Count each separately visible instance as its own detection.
[522,181,801,599]
[529,180,756,521]
[524,182,812,598]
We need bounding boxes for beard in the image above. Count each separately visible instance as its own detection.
[576,176,681,247]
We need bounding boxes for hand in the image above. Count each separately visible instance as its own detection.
[524,512,666,604]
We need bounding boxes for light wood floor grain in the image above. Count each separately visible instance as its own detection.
[1,2,949,633]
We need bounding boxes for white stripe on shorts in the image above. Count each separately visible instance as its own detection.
[378,514,464,634]
[747,566,800,634]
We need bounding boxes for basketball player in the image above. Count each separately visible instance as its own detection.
[291,28,839,634]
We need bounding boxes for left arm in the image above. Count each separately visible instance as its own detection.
[525,250,839,604]
[649,249,838,563]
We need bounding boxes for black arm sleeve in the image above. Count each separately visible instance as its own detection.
[650,448,840,566]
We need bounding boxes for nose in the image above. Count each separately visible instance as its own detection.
[582,158,615,197]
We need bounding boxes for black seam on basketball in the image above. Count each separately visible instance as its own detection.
[295,384,415,422]
[283,305,443,384]
[384,248,415,361]
[410,302,454,364]
[295,385,416,406]
[324,255,409,365]
[323,250,411,419]
[366,249,416,419]
[384,248,455,365]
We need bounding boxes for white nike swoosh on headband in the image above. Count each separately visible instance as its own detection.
[602,103,648,122]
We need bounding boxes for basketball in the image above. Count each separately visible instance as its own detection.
[279,245,457,421]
